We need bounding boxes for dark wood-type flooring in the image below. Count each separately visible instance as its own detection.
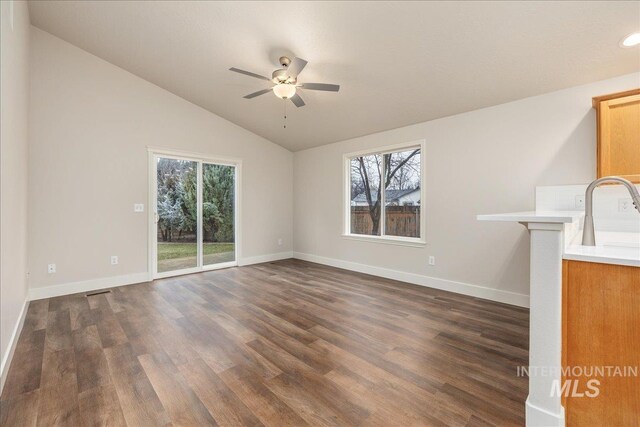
[0,259,529,426]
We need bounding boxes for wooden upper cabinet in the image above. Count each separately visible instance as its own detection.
[592,89,640,183]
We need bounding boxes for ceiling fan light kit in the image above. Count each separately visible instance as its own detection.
[273,83,296,99]
[229,56,340,108]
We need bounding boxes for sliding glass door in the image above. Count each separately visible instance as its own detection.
[152,152,238,278]
[202,163,235,266]
[155,157,198,273]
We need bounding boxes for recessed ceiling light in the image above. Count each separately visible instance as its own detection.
[621,32,640,47]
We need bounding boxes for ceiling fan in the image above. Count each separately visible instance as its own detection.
[229,56,339,107]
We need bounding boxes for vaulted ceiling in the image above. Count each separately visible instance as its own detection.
[29,1,640,151]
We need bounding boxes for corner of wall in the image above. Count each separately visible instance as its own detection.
[0,0,31,394]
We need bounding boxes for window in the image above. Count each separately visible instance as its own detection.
[345,141,425,244]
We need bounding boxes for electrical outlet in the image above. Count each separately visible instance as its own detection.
[111,256,119,265]
[428,256,435,266]
[48,263,56,274]
[575,195,585,209]
[134,203,144,212]
[278,238,283,246]
[619,198,633,212]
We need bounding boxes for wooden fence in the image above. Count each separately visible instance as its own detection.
[351,206,420,237]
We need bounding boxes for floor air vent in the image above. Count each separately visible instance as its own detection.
[86,290,112,297]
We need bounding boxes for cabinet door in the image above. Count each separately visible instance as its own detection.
[597,93,640,183]
[563,260,640,426]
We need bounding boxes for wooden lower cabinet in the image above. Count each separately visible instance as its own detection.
[562,260,640,426]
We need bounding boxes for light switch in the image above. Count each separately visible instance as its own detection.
[134,203,144,212]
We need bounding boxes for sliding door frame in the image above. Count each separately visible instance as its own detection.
[147,147,242,280]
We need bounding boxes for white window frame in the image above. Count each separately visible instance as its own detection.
[147,147,242,280]
[342,140,426,247]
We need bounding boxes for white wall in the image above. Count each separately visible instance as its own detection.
[293,73,640,306]
[28,27,293,294]
[1,0,30,388]
[537,184,640,233]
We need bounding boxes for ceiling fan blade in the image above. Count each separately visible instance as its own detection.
[286,57,308,78]
[229,67,271,81]
[243,88,273,99]
[300,83,340,92]
[290,93,305,107]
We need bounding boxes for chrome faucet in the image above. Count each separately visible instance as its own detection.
[582,176,640,246]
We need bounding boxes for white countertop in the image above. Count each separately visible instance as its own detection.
[478,210,639,267]
[564,231,640,267]
[477,210,583,224]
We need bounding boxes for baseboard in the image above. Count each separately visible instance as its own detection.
[29,272,149,301]
[28,251,294,301]
[0,297,29,395]
[27,251,526,308]
[526,396,565,426]
[293,252,529,308]
[239,251,293,266]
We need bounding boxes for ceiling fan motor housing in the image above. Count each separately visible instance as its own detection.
[272,68,296,84]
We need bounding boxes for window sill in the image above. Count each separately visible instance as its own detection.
[341,234,427,248]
